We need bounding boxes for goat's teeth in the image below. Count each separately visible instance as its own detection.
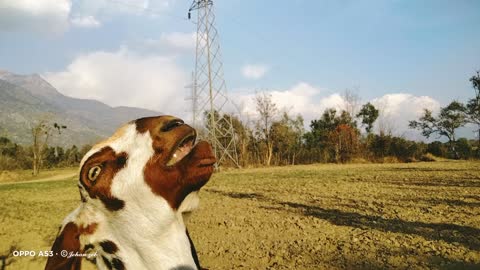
[173,153,177,158]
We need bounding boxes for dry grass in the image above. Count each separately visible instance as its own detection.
[1,161,479,269]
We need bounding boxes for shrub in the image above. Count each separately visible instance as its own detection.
[456,138,473,159]
[427,141,447,157]
[419,153,437,162]
[0,155,22,170]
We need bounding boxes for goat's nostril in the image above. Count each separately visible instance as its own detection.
[161,119,184,132]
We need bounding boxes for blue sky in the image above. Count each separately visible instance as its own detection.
[0,0,479,138]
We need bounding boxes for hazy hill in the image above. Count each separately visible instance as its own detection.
[0,70,160,147]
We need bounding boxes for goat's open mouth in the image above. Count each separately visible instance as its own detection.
[166,133,196,166]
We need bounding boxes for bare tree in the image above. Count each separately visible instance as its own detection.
[232,101,255,166]
[342,88,361,121]
[31,119,66,175]
[255,92,277,166]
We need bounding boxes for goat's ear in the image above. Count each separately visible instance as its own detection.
[44,222,82,270]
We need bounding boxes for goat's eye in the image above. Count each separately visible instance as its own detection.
[88,166,102,182]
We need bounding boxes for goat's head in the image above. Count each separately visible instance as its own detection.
[78,115,215,215]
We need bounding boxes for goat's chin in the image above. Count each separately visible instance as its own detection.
[178,191,200,214]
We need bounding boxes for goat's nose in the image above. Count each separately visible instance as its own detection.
[161,118,184,132]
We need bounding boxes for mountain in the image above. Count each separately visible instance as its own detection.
[0,70,160,146]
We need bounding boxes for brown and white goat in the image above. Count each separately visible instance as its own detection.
[45,115,215,270]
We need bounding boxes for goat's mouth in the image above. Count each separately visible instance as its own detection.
[166,133,196,166]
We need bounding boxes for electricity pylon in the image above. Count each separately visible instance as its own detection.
[188,0,240,167]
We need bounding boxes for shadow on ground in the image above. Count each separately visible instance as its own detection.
[207,189,480,269]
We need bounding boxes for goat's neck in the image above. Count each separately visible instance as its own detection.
[102,212,197,270]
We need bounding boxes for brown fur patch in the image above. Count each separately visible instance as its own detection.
[135,115,178,134]
[136,115,215,209]
[45,222,98,270]
[79,147,128,211]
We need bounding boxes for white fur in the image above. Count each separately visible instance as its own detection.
[63,122,200,270]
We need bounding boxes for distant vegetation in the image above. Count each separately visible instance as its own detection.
[0,71,479,172]
[0,136,91,171]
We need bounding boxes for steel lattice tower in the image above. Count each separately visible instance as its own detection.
[188,0,240,167]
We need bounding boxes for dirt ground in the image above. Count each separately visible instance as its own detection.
[188,161,480,270]
[1,161,479,269]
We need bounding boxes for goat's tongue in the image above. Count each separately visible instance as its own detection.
[175,144,192,160]
[167,143,193,166]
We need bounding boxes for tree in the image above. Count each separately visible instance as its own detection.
[455,138,473,159]
[231,100,260,166]
[270,112,304,165]
[409,101,467,158]
[226,114,252,167]
[304,108,338,152]
[466,71,480,144]
[329,124,359,163]
[367,134,390,160]
[427,141,447,157]
[0,137,17,157]
[357,102,379,134]
[31,120,66,175]
[65,145,80,166]
[305,108,359,162]
[0,137,24,170]
[342,88,361,122]
[80,144,93,159]
[44,146,65,168]
[254,92,277,166]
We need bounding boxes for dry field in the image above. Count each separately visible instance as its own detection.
[0,161,479,269]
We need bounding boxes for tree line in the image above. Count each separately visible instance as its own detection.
[209,71,480,167]
[0,72,479,172]
[0,137,91,171]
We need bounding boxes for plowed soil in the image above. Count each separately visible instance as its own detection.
[189,161,480,270]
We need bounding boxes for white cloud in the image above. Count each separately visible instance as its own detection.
[0,0,71,33]
[242,64,269,80]
[231,84,441,139]
[43,47,189,117]
[0,0,172,33]
[231,82,340,125]
[371,93,441,138]
[141,32,196,53]
[160,32,196,50]
[70,15,101,28]
[73,0,170,19]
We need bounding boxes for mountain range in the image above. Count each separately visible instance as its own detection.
[0,69,160,147]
